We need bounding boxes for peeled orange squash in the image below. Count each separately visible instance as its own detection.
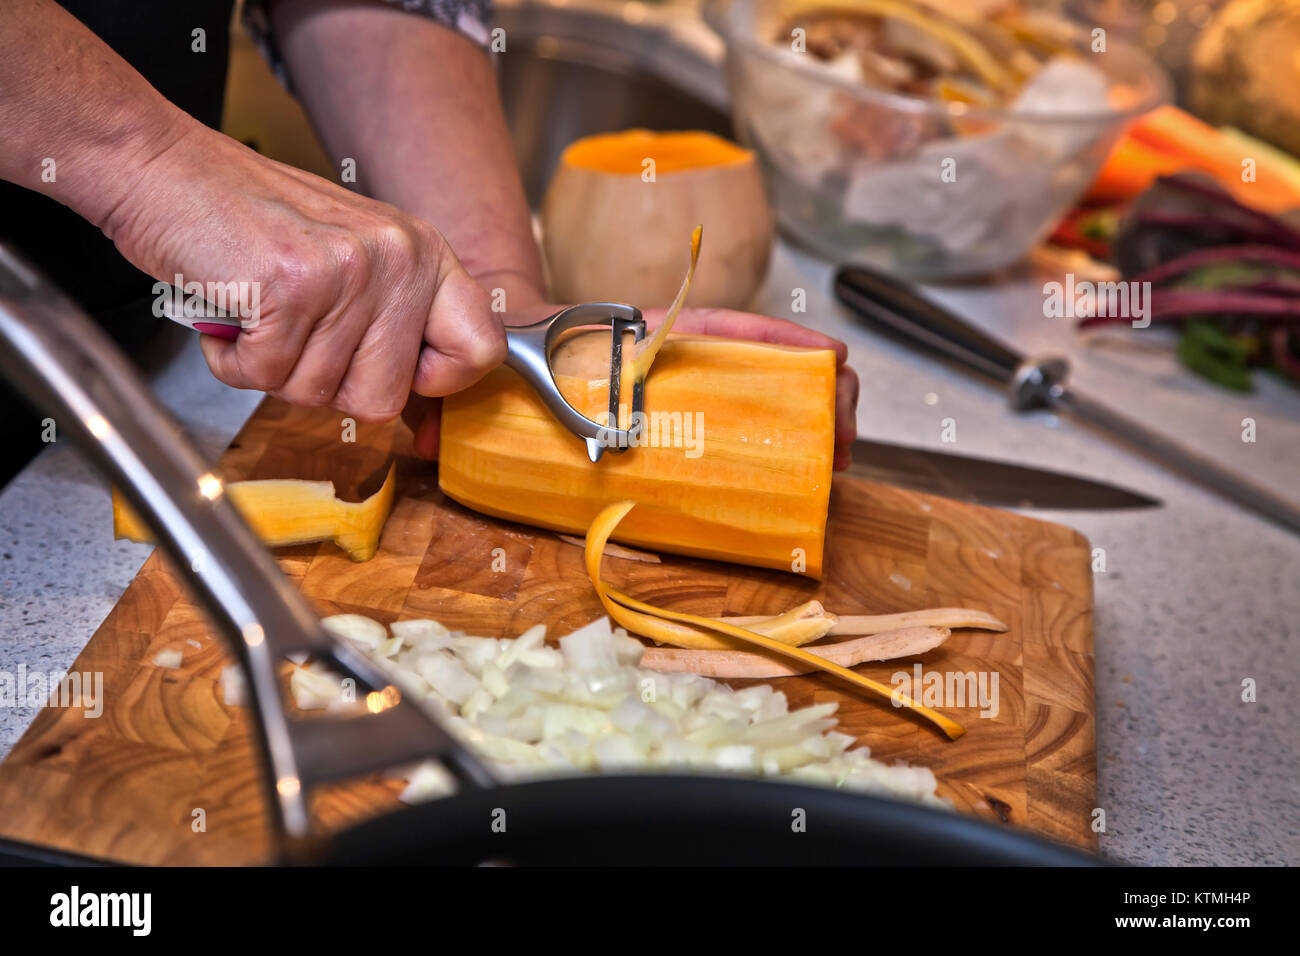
[541,129,773,308]
[112,464,395,562]
[438,333,836,576]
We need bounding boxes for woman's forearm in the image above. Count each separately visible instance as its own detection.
[268,0,547,308]
[0,0,193,230]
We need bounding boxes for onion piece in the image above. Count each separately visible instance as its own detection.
[219,665,247,707]
[323,613,389,650]
[290,665,345,711]
[152,648,183,669]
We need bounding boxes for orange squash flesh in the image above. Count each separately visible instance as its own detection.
[112,464,396,562]
[560,129,753,175]
[438,334,837,576]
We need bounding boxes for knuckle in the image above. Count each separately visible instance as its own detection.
[326,231,372,296]
[411,219,445,254]
[277,385,333,409]
[375,221,422,272]
[268,252,329,310]
[477,319,508,367]
[332,382,405,423]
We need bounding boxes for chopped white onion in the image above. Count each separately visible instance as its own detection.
[290,664,348,711]
[323,613,388,651]
[219,664,247,707]
[306,613,945,809]
[152,648,183,669]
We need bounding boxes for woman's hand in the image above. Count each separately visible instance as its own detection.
[105,119,507,421]
[403,305,859,470]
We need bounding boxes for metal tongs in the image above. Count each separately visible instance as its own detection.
[0,244,493,862]
[504,303,646,462]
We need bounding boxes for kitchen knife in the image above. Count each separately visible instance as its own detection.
[848,438,1160,509]
[834,264,1300,535]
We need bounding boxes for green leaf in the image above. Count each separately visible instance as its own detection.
[1177,319,1255,391]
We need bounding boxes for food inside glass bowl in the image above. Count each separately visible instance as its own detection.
[713,0,1168,278]
[773,0,1083,109]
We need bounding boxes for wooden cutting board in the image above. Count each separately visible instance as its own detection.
[0,399,1097,864]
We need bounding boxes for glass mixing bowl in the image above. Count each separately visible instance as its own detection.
[706,0,1170,279]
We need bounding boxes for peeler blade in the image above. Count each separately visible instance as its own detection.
[503,303,646,460]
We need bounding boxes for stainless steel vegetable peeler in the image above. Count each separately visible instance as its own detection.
[504,302,646,463]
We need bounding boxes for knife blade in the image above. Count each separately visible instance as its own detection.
[834,264,1300,534]
[848,438,1160,509]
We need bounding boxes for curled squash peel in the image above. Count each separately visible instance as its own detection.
[628,225,700,384]
[585,500,966,740]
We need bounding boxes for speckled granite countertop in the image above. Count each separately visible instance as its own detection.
[2,242,1297,865]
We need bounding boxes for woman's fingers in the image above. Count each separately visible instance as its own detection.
[835,363,860,471]
[650,307,851,366]
[113,127,509,423]
[412,262,505,397]
[402,393,443,459]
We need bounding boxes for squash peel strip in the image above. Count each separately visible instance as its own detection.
[641,626,951,678]
[628,224,702,383]
[585,501,966,740]
[727,607,1008,635]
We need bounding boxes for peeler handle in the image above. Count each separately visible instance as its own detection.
[504,302,645,463]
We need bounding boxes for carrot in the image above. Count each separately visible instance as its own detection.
[1125,106,1300,213]
[1129,106,1239,170]
[1086,134,1185,203]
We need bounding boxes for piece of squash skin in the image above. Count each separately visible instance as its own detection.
[726,607,1008,635]
[585,500,966,740]
[640,625,951,678]
[112,463,396,562]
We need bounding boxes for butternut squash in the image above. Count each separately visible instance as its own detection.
[438,333,837,576]
[112,464,395,562]
[541,129,773,308]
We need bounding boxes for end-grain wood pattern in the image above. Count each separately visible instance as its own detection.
[0,400,1097,863]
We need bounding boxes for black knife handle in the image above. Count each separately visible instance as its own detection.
[833,265,1025,386]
